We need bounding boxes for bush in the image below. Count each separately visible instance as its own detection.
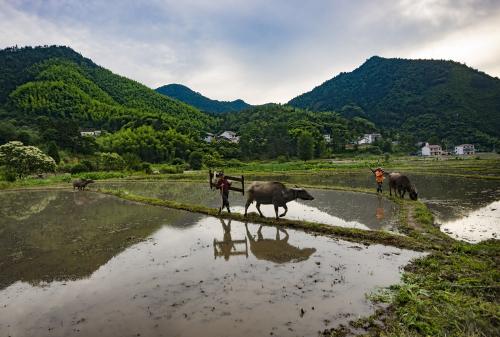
[0,141,56,179]
[203,153,223,168]
[188,151,203,170]
[157,164,183,174]
[70,163,89,174]
[171,157,185,166]
[141,162,153,174]
[98,152,126,171]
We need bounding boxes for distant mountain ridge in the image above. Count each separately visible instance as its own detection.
[156,83,251,114]
[289,56,500,148]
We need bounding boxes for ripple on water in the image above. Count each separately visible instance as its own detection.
[0,190,423,337]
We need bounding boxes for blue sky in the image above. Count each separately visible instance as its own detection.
[1,0,500,104]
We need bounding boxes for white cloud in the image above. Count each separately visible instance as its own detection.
[1,0,500,105]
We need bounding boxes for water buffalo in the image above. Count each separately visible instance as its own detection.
[388,173,418,200]
[245,224,316,263]
[244,181,314,219]
[72,178,94,191]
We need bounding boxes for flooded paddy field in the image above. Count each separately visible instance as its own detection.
[248,173,500,242]
[0,190,423,337]
[95,181,398,231]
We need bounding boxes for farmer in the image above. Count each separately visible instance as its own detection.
[370,167,385,193]
[215,172,231,214]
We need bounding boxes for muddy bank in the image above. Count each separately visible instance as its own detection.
[95,181,398,231]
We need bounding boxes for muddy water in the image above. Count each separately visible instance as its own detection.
[249,173,500,242]
[0,190,423,337]
[96,181,398,231]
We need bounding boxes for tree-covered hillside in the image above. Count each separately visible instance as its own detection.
[218,104,379,160]
[0,45,215,164]
[289,56,500,149]
[156,83,251,114]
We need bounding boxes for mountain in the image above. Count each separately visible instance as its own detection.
[289,56,500,148]
[0,45,215,162]
[156,83,251,114]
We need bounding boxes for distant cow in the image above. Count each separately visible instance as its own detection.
[388,173,418,200]
[72,178,94,191]
[244,181,314,219]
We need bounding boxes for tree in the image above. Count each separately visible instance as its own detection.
[0,141,56,179]
[98,152,125,171]
[188,151,203,170]
[297,131,314,161]
[47,141,60,164]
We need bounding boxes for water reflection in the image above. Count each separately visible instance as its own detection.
[245,224,316,263]
[440,200,500,243]
[97,181,398,230]
[213,219,248,260]
[0,194,424,337]
[0,190,188,289]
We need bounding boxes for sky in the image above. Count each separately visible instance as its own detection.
[1,0,500,104]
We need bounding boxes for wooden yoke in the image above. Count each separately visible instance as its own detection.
[209,170,245,195]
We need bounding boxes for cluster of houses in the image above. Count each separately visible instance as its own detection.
[204,131,240,144]
[421,143,475,156]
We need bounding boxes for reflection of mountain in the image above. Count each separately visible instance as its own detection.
[245,224,316,263]
[0,191,57,220]
[0,191,194,290]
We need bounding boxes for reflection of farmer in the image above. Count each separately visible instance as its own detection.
[376,195,385,220]
[216,172,231,215]
[220,218,234,261]
[370,167,385,193]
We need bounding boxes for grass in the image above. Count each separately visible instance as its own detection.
[332,241,500,337]
[95,188,430,251]
[1,155,499,336]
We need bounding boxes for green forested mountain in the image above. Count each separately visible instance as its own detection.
[289,56,500,149]
[156,83,251,114]
[0,45,215,163]
[218,104,379,160]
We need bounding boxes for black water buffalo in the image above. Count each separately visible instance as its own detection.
[73,178,94,191]
[244,181,314,219]
[388,173,418,200]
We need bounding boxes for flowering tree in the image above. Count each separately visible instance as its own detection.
[0,141,56,179]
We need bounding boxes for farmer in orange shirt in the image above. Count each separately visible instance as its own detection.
[370,167,385,193]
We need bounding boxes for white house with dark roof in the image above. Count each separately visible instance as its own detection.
[218,131,240,143]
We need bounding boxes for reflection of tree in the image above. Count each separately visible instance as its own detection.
[245,224,316,263]
[213,218,248,260]
[0,191,57,221]
[0,191,187,290]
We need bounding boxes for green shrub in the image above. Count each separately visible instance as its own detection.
[70,163,89,174]
[188,151,203,170]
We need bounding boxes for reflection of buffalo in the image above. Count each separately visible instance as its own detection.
[73,179,94,191]
[244,181,314,219]
[388,173,418,200]
[245,224,316,263]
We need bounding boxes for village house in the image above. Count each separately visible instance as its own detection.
[80,130,102,137]
[203,132,215,143]
[421,142,442,156]
[357,133,381,145]
[323,134,332,143]
[454,144,475,155]
[218,131,240,143]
